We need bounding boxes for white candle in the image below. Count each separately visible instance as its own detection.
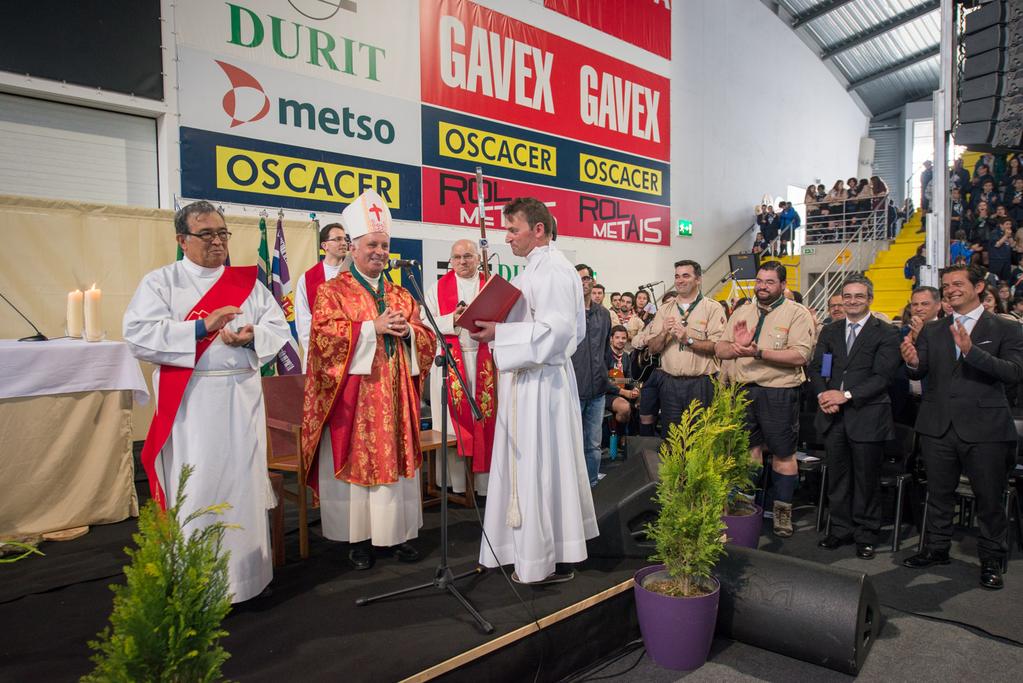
[67,289,84,338]
[84,283,102,341]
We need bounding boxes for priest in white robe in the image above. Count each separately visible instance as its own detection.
[123,200,292,603]
[295,220,350,368]
[470,197,598,584]
[424,239,492,496]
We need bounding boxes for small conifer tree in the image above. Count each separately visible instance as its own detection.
[645,400,729,597]
[83,465,234,683]
[703,380,757,515]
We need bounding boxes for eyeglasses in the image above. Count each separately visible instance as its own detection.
[185,230,231,243]
[450,254,476,261]
[580,275,593,282]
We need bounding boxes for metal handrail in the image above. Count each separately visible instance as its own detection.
[804,203,890,320]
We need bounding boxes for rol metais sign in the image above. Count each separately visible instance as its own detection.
[420,0,670,162]
[421,167,669,246]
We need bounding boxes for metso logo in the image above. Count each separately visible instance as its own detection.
[216,60,270,127]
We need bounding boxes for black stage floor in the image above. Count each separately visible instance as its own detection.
[4,472,1023,681]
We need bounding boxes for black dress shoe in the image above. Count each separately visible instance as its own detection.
[980,560,1004,590]
[348,543,375,570]
[391,542,420,563]
[818,535,854,550]
[856,543,875,560]
[902,549,950,569]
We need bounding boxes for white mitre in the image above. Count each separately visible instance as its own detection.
[342,189,391,240]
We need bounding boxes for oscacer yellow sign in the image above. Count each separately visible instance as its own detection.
[578,153,662,196]
[215,146,402,207]
[438,122,556,176]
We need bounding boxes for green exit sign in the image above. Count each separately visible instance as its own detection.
[677,219,693,237]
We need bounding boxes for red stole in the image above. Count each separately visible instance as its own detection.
[303,262,327,310]
[140,265,258,509]
[438,271,495,472]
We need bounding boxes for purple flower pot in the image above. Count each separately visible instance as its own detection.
[722,504,763,549]
[634,565,720,671]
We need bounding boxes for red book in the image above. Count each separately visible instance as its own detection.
[456,275,522,334]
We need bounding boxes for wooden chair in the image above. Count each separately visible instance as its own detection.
[419,429,471,508]
[269,471,285,567]
[262,374,311,561]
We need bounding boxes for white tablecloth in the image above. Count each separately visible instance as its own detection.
[0,338,149,403]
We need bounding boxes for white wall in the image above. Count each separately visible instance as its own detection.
[663,0,868,291]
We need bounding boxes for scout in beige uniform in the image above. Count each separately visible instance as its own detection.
[641,260,726,432]
[716,261,816,537]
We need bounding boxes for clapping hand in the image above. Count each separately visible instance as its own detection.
[950,318,972,356]
[900,334,919,366]
[731,319,758,357]
[221,324,254,347]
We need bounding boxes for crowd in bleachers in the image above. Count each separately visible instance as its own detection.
[752,175,900,253]
[929,154,1023,279]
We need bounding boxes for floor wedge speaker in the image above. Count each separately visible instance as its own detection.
[586,441,662,559]
[715,545,882,675]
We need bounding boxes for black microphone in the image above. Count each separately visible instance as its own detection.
[0,290,47,341]
[719,268,742,284]
[389,258,420,269]
[637,280,662,290]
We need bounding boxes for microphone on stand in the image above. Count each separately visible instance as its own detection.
[719,268,742,284]
[389,258,420,269]
[637,280,663,290]
[0,290,47,341]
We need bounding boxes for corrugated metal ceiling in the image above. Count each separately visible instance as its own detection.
[776,0,941,116]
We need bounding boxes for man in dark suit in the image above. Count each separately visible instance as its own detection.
[810,276,901,559]
[901,264,1023,590]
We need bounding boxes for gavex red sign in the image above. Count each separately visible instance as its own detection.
[420,0,670,162]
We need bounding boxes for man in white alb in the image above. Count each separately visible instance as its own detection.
[295,221,348,367]
[123,200,292,603]
[470,197,598,584]
[424,239,493,496]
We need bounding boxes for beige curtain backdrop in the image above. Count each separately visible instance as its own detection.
[0,194,320,438]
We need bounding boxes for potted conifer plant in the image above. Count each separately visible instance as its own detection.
[83,465,234,683]
[634,400,730,671]
[708,381,763,548]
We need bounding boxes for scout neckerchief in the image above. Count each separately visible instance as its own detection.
[753,295,786,344]
[675,292,703,351]
[350,263,395,357]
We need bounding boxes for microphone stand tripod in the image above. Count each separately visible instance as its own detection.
[355,263,494,634]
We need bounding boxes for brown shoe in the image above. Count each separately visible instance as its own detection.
[772,501,793,538]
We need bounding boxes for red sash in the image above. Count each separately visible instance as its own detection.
[140,265,258,509]
[438,271,495,472]
[303,263,326,312]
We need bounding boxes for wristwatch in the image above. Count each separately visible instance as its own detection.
[843,390,853,401]
[754,349,763,360]
[685,336,695,347]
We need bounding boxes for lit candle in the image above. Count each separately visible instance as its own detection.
[67,289,84,338]
[84,283,102,341]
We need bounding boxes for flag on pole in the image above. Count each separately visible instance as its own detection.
[271,215,303,375]
[174,196,184,261]
[256,216,276,376]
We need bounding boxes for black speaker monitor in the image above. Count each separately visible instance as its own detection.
[716,545,882,676]
[728,252,760,281]
[586,439,662,559]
